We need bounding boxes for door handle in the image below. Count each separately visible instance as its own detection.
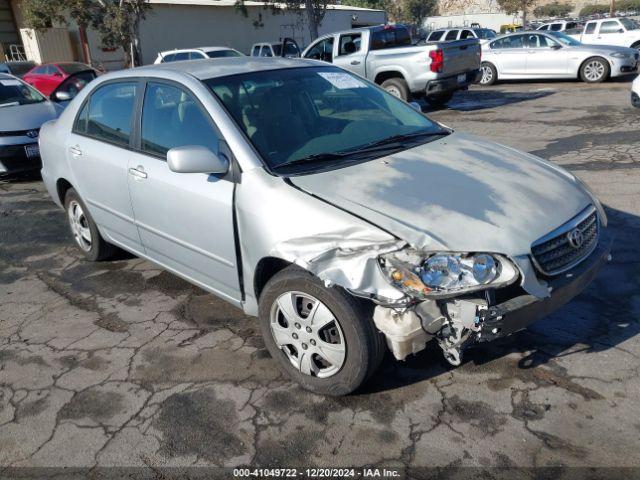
[128,166,147,179]
[69,145,82,156]
[350,60,361,65]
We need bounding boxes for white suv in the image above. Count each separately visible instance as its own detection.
[154,47,243,64]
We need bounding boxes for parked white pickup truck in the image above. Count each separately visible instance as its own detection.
[301,24,482,107]
[567,17,640,50]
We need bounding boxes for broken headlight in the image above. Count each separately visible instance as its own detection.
[379,249,518,299]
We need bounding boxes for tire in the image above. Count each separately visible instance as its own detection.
[580,57,610,83]
[258,266,385,396]
[64,188,116,261]
[425,92,454,108]
[380,77,409,101]
[480,62,497,86]
[632,42,640,52]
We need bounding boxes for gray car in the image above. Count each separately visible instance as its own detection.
[0,73,63,176]
[480,30,639,85]
[40,58,612,395]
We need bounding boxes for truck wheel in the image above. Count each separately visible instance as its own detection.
[580,57,609,83]
[64,188,116,261]
[425,92,454,108]
[258,266,385,396]
[480,62,497,86]
[381,78,409,101]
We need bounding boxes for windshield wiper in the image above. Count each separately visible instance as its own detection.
[275,130,450,171]
[0,102,20,108]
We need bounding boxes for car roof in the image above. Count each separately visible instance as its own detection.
[104,57,320,81]
[161,46,235,54]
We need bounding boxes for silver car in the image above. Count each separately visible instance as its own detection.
[480,30,639,85]
[0,73,63,177]
[40,58,612,395]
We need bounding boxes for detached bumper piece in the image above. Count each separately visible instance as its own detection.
[0,143,41,176]
[425,69,482,96]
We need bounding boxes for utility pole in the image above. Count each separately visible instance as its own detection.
[610,0,615,17]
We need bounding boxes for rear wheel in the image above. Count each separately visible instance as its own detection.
[425,92,454,108]
[64,188,116,261]
[480,62,497,86]
[580,57,609,83]
[258,266,385,396]
[380,77,409,101]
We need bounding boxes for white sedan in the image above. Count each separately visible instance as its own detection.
[480,31,639,85]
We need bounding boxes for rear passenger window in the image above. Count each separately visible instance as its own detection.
[80,82,137,147]
[550,23,562,31]
[490,35,524,49]
[173,52,190,61]
[141,82,218,158]
[428,31,445,41]
[260,47,273,57]
[445,30,459,41]
[460,30,474,39]
[585,22,596,34]
[600,21,621,34]
[162,53,176,63]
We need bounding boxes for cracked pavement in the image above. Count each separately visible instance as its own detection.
[1,79,639,474]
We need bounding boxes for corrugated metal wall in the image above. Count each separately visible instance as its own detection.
[0,0,18,45]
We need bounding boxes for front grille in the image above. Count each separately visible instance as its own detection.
[0,129,37,137]
[531,206,599,276]
[0,143,41,174]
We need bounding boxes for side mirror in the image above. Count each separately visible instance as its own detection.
[551,44,562,50]
[167,145,229,174]
[53,90,74,102]
[409,101,422,112]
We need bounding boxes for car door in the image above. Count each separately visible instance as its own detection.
[66,81,143,253]
[489,35,527,75]
[581,21,598,44]
[127,80,241,302]
[332,32,366,77]
[303,36,335,63]
[524,34,569,76]
[594,20,626,46]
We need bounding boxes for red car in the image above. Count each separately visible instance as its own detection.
[23,62,95,97]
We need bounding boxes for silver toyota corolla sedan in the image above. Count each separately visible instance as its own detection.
[480,30,639,85]
[40,58,612,395]
[0,73,63,176]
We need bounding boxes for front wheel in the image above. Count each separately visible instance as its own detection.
[258,266,385,396]
[380,77,409,101]
[580,57,609,83]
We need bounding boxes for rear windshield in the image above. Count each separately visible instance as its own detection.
[371,27,412,50]
[59,63,91,74]
[207,49,243,58]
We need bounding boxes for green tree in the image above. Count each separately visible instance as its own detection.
[22,0,151,67]
[497,0,540,27]
[533,2,574,17]
[398,0,438,26]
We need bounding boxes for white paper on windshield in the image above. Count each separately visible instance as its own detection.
[317,72,366,89]
[0,80,22,87]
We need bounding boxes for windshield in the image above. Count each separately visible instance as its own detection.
[476,29,497,39]
[59,63,91,74]
[207,49,243,58]
[205,67,446,173]
[620,18,639,31]
[0,78,46,106]
[548,31,582,46]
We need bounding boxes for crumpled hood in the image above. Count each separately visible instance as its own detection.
[289,132,592,256]
[0,101,62,133]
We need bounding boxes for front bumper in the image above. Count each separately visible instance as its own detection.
[610,56,639,77]
[478,228,613,342]
[0,143,41,176]
[424,69,482,96]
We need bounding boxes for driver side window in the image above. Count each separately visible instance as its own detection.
[304,37,334,62]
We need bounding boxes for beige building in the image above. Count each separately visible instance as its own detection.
[5,0,385,68]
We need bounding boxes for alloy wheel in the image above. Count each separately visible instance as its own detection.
[67,200,92,252]
[584,61,605,82]
[480,65,493,84]
[269,291,346,378]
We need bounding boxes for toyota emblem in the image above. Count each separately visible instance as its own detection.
[566,228,584,249]
[26,130,39,139]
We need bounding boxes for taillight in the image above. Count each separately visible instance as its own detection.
[429,49,443,73]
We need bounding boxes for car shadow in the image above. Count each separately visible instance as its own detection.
[420,88,557,113]
[358,204,640,395]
